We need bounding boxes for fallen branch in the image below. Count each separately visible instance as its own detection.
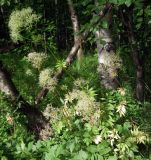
[35,3,112,105]
[35,43,80,104]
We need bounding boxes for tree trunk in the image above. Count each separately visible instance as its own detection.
[95,3,119,89]
[67,0,83,61]
[0,61,20,100]
[120,8,144,102]
[0,61,51,139]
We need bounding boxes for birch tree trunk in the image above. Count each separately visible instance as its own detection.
[95,3,120,89]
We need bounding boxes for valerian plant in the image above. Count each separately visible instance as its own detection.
[30,79,149,160]
[8,7,41,43]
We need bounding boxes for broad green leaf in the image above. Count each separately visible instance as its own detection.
[78,150,88,160]
[99,147,111,155]
[68,142,75,153]
[102,21,109,29]
[87,145,97,154]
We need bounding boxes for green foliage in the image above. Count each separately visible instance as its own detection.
[1,84,150,159]
[0,50,151,159]
[1,0,151,159]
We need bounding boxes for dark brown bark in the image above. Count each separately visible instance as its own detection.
[0,45,15,53]
[0,61,50,138]
[0,61,20,100]
[0,43,22,53]
[120,8,144,102]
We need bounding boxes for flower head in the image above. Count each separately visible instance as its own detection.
[131,126,148,144]
[27,52,47,70]
[39,68,57,90]
[116,101,126,117]
[8,7,40,42]
[6,114,14,125]
[94,135,102,144]
[118,88,126,96]
[108,129,120,146]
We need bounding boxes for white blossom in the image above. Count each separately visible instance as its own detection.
[108,129,120,146]
[8,7,40,42]
[116,101,126,117]
[118,88,126,96]
[39,68,56,90]
[27,52,47,69]
[94,135,102,144]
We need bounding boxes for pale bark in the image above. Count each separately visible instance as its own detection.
[0,61,20,99]
[67,0,83,60]
[95,3,119,89]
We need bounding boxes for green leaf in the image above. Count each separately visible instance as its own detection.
[99,147,111,155]
[1,156,8,160]
[27,142,33,151]
[102,21,109,29]
[84,123,92,132]
[97,155,104,160]
[125,0,132,7]
[21,140,26,151]
[123,122,131,130]
[87,145,97,154]
[68,142,75,153]
[109,0,118,4]
[148,20,151,24]
[78,150,88,160]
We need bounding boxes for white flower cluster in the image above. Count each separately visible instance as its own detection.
[94,135,102,144]
[108,129,120,146]
[39,68,57,91]
[65,88,101,125]
[117,87,126,96]
[25,69,33,76]
[43,104,59,123]
[8,7,40,42]
[27,52,47,69]
[74,78,87,88]
[131,126,148,144]
[116,101,127,117]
